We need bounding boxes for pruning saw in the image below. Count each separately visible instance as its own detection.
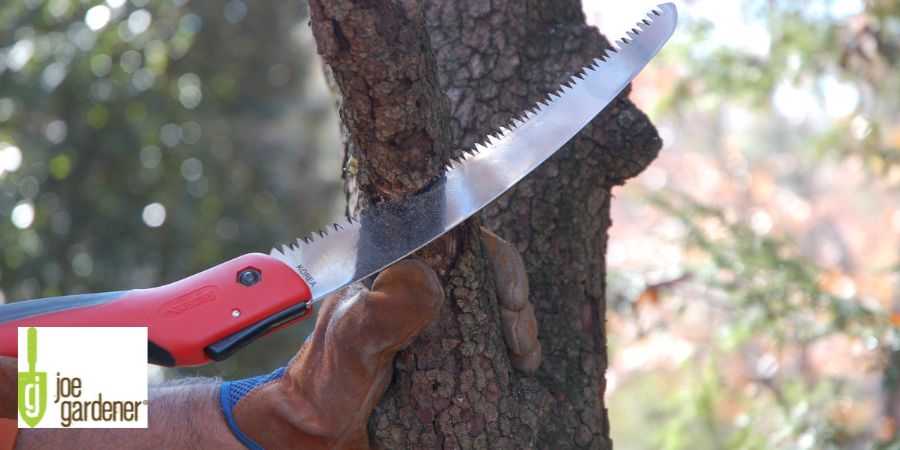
[0,4,677,366]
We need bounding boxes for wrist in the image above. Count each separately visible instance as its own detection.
[220,367,287,450]
[155,380,239,448]
[14,379,243,450]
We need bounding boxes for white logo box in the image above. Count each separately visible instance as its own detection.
[18,327,148,428]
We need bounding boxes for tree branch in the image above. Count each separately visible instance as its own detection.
[308,0,452,204]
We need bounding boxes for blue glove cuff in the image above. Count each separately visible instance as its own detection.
[220,367,287,450]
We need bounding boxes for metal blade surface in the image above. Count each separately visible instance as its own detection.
[272,3,677,303]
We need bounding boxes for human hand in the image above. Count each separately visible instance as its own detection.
[220,229,541,449]
[481,228,542,373]
[219,259,445,449]
[0,231,540,450]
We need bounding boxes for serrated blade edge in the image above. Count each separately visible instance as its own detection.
[272,3,677,303]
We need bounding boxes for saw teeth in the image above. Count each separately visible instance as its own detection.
[434,4,676,188]
[272,3,676,296]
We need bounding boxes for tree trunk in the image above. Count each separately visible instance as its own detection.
[307,1,661,448]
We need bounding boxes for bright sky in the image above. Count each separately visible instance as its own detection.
[583,0,864,40]
[581,0,866,122]
[583,1,771,56]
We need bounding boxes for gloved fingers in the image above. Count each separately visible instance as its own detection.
[287,259,442,393]
[500,303,539,356]
[482,227,542,374]
[306,283,366,339]
[233,260,444,448]
[294,260,441,404]
[510,344,542,374]
[500,301,542,373]
[323,259,444,359]
[481,227,528,311]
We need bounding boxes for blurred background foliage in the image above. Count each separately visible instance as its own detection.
[1,0,898,448]
[0,0,342,377]
[586,0,899,448]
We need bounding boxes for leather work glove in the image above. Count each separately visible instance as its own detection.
[0,231,539,450]
[220,259,445,449]
[481,228,541,372]
[220,230,541,449]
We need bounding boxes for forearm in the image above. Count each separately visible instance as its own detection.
[15,379,242,450]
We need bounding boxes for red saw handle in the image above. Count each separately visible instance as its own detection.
[0,253,312,366]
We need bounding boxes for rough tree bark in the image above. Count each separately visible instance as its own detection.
[307,0,661,448]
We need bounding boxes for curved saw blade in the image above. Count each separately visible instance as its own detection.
[272,3,678,303]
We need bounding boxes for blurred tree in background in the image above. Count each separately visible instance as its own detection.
[585,0,899,448]
[0,0,341,376]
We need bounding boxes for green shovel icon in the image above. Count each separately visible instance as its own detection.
[18,327,46,428]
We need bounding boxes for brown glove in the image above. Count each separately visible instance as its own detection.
[0,234,538,450]
[222,259,444,449]
[222,228,541,449]
[482,228,541,373]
